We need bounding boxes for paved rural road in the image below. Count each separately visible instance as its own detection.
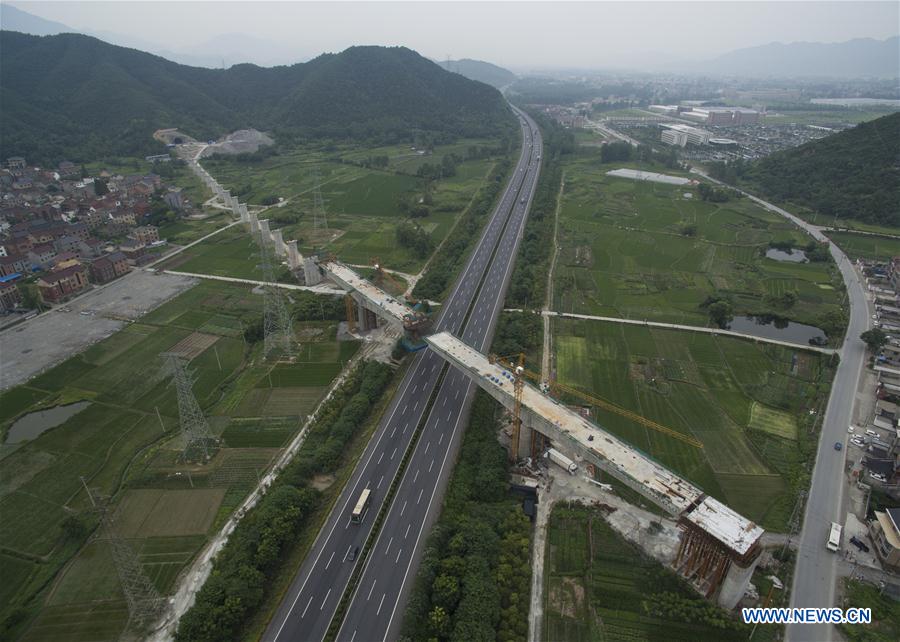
[263,107,542,642]
[694,171,872,641]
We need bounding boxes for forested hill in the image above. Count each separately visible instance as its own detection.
[741,112,900,227]
[0,32,512,162]
[438,58,517,89]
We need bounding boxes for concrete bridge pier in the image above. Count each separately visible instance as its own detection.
[271,229,286,256]
[287,241,301,270]
[258,219,272,243]
[303,256,322,285]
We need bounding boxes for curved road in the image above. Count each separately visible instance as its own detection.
[695,170,872,641]
[264,108,542,642]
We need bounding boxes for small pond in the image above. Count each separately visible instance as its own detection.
[727,315,827,346]
[5,401,91,445]
[765,248,808,263]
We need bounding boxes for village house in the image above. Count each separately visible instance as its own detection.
[37,263,89,302]
[0,280,22,312]
[89,251,130,284]
[129,225,159,245]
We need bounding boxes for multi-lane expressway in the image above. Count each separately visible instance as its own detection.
[265,107,542,642]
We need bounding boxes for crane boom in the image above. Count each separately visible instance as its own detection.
[490,354,703,450]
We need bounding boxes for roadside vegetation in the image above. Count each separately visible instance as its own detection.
[838,579,900,642]
[0,280,360,641]
[400,392,532,642]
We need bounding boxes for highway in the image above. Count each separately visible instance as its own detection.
[264,107,542,642]
[693,170,872,641]
[336,115,542,642]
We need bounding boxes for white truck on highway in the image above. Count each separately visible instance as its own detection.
[826,521,842,552]
[545,448,577,474]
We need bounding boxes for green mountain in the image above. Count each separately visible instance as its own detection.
[0,32,512,162]
[742,112,900,227]
[438,58,516,89]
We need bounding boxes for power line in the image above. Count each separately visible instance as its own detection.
[160,353,220,461]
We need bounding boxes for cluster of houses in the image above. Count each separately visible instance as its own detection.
[0,156,178,310]
[857,257,900,570]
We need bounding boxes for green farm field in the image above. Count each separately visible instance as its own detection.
[552,153,846,337]
[0,280,358,640]
[172,139,502,276]
[543,504,750,642]
[827,231,900,261]
[553,317,833,529]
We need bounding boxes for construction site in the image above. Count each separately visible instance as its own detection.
[184,151,764,612]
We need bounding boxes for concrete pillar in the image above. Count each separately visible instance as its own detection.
[287,240,301,269]
[258,219,271,243]
[249,212,259,233]
[717,555,760,609]
[271,229,286,256]
[517,424,535,460]
[240,204,250,222]
[303,256,322,285]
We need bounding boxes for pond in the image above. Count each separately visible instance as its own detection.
[766,248,808,263]
[5,401,91,445]
[727,315,827,346]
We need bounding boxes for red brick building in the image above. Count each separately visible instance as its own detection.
[0,282,22,311]
[89,251,131,284]
[37,264,89,302]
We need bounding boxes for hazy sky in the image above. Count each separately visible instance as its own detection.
[7,0,900,68]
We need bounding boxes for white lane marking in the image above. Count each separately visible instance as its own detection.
[438,432,444,445]
[390,447,397,460]
[350,631,357,642]
[345,519,351,530]
[455,390,460,400]
[424,441,430,454]
[428,458,434,472]
[272,348,429,639]
[377,451,384,465]
[402,422,409,434]
[405,523,411,539]
[385,537,393,555]
[395,547,403,564]
[343,545,352,562]
[325,551,335,570]
[367,579,377,601]
[402,403,408,413]
[413,469,419,483]
[377,593,386,616]
[400,500,407,516]
[300,595,313,618]
[413,400,419,412]
[447,412,452,421]
[390,427,396,438]
[417,488,424,505]
[377,474,384,489]
[320,588,331,610]
[442,397,446,408]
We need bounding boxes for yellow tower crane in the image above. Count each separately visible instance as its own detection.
[489,353,704,459]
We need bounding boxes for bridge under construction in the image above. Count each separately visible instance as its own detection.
[312,260,763,610]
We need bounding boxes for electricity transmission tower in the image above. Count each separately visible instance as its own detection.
[81,478,163,627]
[311,169,329,233]
[257,231,295,359]
[161,353,219,461]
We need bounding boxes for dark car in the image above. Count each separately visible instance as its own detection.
[834,442,843,451]
[348,546,359,562]
[849,536,870,553]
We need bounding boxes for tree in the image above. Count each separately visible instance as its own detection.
[708,300,733,329]
[861,328,888,352]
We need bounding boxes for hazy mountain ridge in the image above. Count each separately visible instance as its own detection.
[0,31,511,162]
[700,36,900,78]
[438,58,517,88]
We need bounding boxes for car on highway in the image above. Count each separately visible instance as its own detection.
[834,442,843,451]
[348,546,359,561]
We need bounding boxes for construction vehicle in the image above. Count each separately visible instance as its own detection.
[545,448,577,474]
[489,353,704,461]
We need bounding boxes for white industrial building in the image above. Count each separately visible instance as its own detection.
[660,123,712,147]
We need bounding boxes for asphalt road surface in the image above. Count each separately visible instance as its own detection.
[264,107,542,642]
[694,171,872,641]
